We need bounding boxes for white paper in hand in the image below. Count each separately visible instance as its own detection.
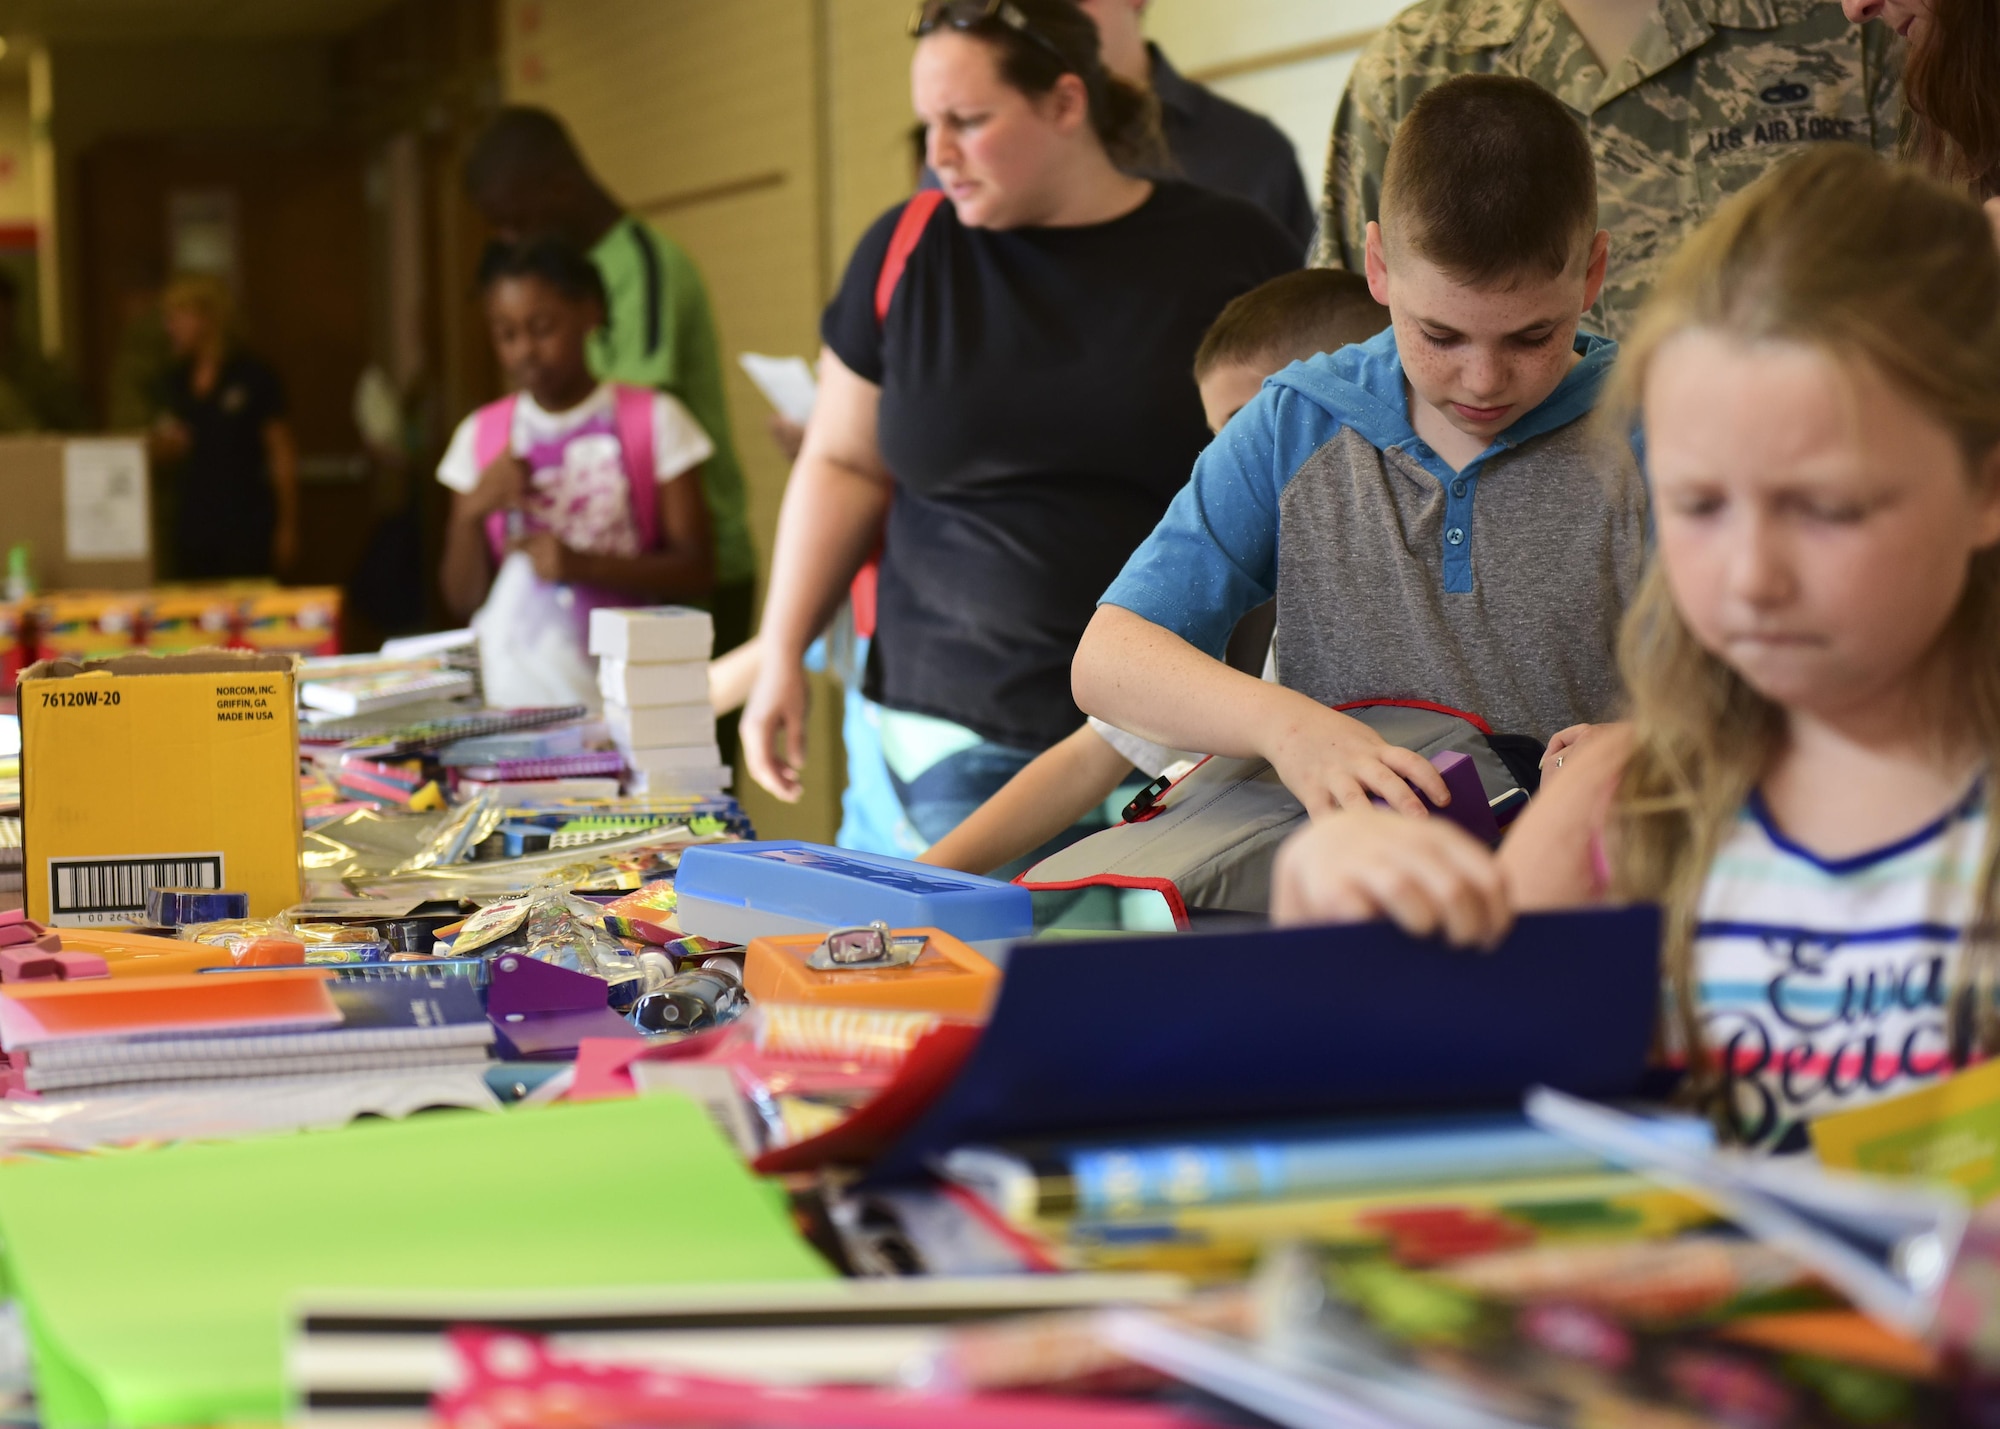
[738,353,818,425]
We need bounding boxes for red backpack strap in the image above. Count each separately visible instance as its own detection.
[854,190,946,637]
[611,384,661,551]
[873,189,945,324]
[473,395,520,561]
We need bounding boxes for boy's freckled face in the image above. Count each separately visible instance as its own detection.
[1199,360,1269,434]
[1367,223,1605,447]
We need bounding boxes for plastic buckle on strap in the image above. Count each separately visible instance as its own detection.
[1120,772,1176,825]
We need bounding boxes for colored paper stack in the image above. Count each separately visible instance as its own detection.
[588,607,730,796]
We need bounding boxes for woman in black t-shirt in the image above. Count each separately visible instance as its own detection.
[742,0,1298,849]
[150,275,300,581]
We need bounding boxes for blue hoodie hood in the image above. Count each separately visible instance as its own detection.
[1266,324,1620,460]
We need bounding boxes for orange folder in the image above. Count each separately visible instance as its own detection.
[0,969,337,1051]
[743,928,1000,1018]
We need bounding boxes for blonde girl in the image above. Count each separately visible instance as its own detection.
[1270,145,2000,1151]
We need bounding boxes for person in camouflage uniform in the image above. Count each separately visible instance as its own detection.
[1314,0,1904,337]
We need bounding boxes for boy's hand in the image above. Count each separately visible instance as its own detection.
[1263,698,1450,818]
[516,531,571,583]
[465,451,530,522]
[1272,807,1513,949]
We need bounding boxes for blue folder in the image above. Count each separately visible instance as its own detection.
[869,905,1662,1183]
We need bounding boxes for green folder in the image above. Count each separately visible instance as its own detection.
[0,1095,831,1427]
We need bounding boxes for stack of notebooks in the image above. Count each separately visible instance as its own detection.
[299,654,476,719]
[589,607,730,796]
[439,722,624,802]
[0,968,494,1096]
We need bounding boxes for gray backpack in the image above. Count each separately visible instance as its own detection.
[1018,702,1536,928]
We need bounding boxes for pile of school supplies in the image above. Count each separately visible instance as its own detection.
[589,606,729,795]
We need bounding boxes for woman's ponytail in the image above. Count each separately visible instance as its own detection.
[1094,72,1169,174]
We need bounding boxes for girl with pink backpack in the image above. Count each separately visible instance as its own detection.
[438,238,716,705]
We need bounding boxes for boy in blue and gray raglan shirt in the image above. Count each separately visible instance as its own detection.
[1072,75,1647,820]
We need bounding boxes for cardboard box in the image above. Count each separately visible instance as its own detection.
[144,586,240,652]
[237,586,340,657]
[32,592,147,663]
[0,436,152,592]
[19,651,303,927]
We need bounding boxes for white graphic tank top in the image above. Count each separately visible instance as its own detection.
[1695,783,1988,1150]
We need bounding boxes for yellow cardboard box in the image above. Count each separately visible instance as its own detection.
[19,651,303,926]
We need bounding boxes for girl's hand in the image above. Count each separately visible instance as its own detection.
[1264,700,1450,818]
[1541,720,1627,776]
[517,532,570,583]
[1542,723,1594,771]
[466,451,530,522]
[1272,807,1514,949]
[742,658,811,802]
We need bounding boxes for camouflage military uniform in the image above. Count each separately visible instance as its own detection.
[1314,0,1903,337]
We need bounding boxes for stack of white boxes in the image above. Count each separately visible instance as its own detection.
[587,606,730,796]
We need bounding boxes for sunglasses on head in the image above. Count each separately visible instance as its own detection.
[908,0,1074,70]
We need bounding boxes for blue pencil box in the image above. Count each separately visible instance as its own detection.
[673,841,1033,959]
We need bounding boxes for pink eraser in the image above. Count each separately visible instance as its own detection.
[0,925,38,948]
[32,933,60,953]
[0,910,27,928]
[52,953,109,981]
[0,949,61,983]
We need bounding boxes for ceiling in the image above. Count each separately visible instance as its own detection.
[0,0,403,44]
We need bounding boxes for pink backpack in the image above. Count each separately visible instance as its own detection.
[471,383,660,561]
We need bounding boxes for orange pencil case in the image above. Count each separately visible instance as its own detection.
[743,927,1000,1018]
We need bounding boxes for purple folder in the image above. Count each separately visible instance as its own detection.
[486,953,642,1059]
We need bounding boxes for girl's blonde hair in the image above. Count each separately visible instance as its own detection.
[1597,145,2000,1102]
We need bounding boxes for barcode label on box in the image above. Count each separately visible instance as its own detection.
[47,853,225,926]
